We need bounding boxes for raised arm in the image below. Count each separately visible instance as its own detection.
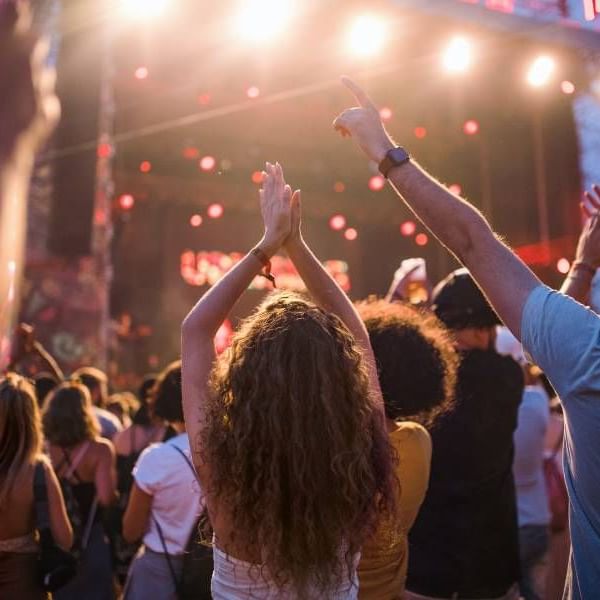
[283,183,385,417]
[333,78,540,338]
[560,185,600,304]
[181,162,293,477]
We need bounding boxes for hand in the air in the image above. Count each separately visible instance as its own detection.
[259,162,293,253]
[576,185,600,269]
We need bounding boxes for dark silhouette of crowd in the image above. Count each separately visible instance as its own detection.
[1,4,599,599]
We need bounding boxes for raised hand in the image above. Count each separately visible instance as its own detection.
[259,162,293,255]
[575,185,600,269]
[332,77,394,163]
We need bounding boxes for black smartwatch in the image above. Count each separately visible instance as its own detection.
[379,147,410,178]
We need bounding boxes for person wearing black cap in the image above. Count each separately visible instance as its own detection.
[404,268,524,599]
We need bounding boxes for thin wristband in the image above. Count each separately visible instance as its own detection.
[251,247,276,288]
[570,261,596,277]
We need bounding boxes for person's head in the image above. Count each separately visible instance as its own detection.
[72,367,108,408]
[132,374,158,426]
[153,361,183,425]
[431,268,500,350]
[42,381,100,447]
[357,299,458,429]
[204,291,395,594]
[0,374,43,508]
[33,371,60,408]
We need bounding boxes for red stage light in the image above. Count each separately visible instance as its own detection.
[379,107,393,121]
[199,156,216,171]
[134,66,148,80]
[197,93,211,105]
[329,214,347,231]
[557,258,571,274]
[207,203,224,219]
[182,147,200,160]
[415,233,429,246]
[333,181,346,193]
[119,194,135,210]
[463,119,479,135]
[561,80,575,95]
[449,183,462,195]
[139,160,152,173]
[246,86,260,99]
[369,175,386,191]
[97,143,112,158]
[344,228,358,241]
[251,170,264,184]
[190,214,203,227]
[414,126,427,139]
[400,221,416,236]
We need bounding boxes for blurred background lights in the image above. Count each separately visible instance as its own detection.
[197,93,211,106]
[207,203,224,219]
[415,233,429,246]
[134,66,149,80]
[190,214,203,227]
[449,183,462,195]
[527,56,556,87]
[344,227,358,241]
[139,160,152,173]
[561,80,575,95]
[557,258,571,274]
[118,194,135,211]
[400,221,416,236]
[442,36,472,73]
[246,85,260,99]
[368,175,386,191]
[463,119,479,135]
[333,181,346,193]
[347,15,387,57]
[182,146,199,160]
[199,156,217,171]
[251,170,263,184]
[379,107,393,121]
[121,0,169,20]
[235,0,294,43]
[414,126,427,139]
[329,214,347,231]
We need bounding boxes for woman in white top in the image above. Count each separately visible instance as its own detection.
[181,163,396,598]
[122,361,205,600]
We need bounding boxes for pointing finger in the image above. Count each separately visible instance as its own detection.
[341,76,378,112]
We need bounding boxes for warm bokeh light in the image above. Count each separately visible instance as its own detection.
[369,175,386,191]
[235,0,294,43]
[344,227,358,241]
[97,143,112,158]
[333,181,346,193]
[329,214,347,231]
[182,146,200,160]
[415,233,429,246]
[414,126,427,139]
[400,221,417,236]
[199,156,217,172]
[207,203,224,219]
[449,183,462,195]
[442,36,472,73]
[251,170,264,184]
[561,80,575,95]
[190,214,203,227]
[197,93,211,106]
[139,160,152,173]
[527,56,556,87]
[557,258,571,274]
[118,194,135,211]
[346,15,387,57]
[246,85,260,99]
[463,119,479,135]
[121,0,169,20]
[134,66,149,80]
[379,107,393,121]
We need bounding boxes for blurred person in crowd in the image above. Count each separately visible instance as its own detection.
[0,374,72,599]
[0,1,60,370]
[356,299,458,599]
[107,392,139,428]
[122,361,204,599]
[43,381,117,600]
[182,163,396,598]
[34,371,60,407]
[73,367,122,440]
[334,77,600,598]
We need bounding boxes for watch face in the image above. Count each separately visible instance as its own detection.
[389,147,409,163]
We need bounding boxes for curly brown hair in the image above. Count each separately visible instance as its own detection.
[356,299,459,430]
[202,291,396,596]
[42,381,100,447]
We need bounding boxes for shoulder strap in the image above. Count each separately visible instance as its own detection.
[168,442,199,483]
[153,516,182,598]
[33,461,51,532]
[64,441,91,480]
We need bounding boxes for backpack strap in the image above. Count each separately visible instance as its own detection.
[153,516,182,599]
[168,443,199,483]
[33,461,51,532]
[62,441,91,481]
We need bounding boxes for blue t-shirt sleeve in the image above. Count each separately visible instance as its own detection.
[522,285,600,402]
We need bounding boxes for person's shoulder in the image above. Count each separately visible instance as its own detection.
[94,406,122,428]
[391,421,432,452]
[90,437,115,460]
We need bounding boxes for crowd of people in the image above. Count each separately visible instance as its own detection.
[2,4,600,599]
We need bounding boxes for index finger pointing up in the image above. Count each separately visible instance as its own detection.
[341,76,378,112]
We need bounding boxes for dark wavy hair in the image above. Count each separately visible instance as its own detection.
[356,299,459,430]
[42,381,100,447]
[202,291,396,596]
[153,361,183,423]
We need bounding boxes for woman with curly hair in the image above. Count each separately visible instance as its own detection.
[355,300,459,599]
[0,374,72,600]
[182,162,396,598]
[43,381,117,600]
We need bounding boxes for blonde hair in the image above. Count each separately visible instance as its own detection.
[0,374,43,509]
